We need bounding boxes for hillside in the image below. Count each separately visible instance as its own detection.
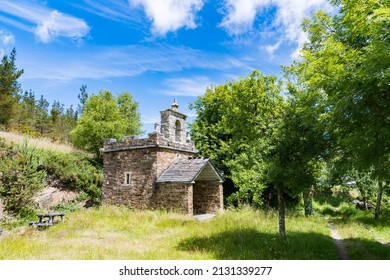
[0,131,77,154]
[0,133,102,221]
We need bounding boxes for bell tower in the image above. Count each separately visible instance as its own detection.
[160,99,187,143]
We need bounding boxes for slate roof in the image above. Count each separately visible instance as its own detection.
[156,157,224,183]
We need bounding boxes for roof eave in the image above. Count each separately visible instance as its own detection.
[192,160,225,183]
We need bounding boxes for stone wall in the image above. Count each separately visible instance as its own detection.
[103,132,159,150]
[193,181,223,214]
[102,145,196,209]
[160,109,187,143]
[102,132,196,154]
[102,147,158,209]
[153,183,193,214]
[156,148,195,178]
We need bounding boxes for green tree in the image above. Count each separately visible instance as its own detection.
[290,0,390,219]
[0,48,24,126]
[0,139,46,217]
[35,95,49,135]
[13,90,37,131]
[61,105,78,143]
[49,100,65,140]
[117,92,143,136]
[77,84,88,116]
[70,90,142,160]
[191,71,325,243]
[191,71,284,206]
[269,95,326,236]
[343,169,376,210]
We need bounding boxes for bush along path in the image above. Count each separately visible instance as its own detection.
[327,220,349,260]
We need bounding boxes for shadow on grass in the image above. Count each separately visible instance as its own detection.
[176,228,339,260]
[354,215,390,228]
[343,237,390,260]
[315,189,350,208]
[330,209,390,228]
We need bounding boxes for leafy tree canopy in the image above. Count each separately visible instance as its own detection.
[191,70,327,243]
[70,90,142,160]
[289,0,390,181]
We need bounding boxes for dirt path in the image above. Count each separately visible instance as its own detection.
[327,221,350,260]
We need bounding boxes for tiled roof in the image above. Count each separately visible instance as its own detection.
[156,157,223,183]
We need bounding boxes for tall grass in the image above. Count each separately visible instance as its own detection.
[0,206,337,260]
[0,131,77,154]
[313,189,390,260]
[328,204,390,259]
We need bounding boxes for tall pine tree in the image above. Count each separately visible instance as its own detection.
[0,48,24,126]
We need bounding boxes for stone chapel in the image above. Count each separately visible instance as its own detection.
[101,100,224,215]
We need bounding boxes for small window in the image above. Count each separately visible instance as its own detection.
[124,172,132,186]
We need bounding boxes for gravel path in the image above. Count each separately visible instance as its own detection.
[327,221,350,260]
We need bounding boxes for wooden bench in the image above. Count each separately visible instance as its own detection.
[29,212,65,228]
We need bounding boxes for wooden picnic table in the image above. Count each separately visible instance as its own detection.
[29,212,65,228]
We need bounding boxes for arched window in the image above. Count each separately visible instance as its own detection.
[175,120,181,142]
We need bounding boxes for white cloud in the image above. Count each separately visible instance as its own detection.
[220,0,331,56]
[20,44,251,81]
[274,0,328,41]
[0,30,15,45]
[220,0,270,35]
[0,0,90,43]
[75,0,147,30]
[162,76,212,97]
[130,0,204,35]
[264,40,281,58]
[290,31,308,59]
[35,10,90,43]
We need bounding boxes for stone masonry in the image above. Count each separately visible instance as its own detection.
[193,181,223,214]
[153,183,193,215]
[101,100,224,214]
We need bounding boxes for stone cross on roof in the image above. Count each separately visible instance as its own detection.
[171,98,179,111]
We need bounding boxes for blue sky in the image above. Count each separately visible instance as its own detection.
[0,0,331,133]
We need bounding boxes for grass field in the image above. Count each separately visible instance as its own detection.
[1,207,339,260]
[1,205,389,260]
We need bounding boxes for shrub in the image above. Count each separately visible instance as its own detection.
[0,137,103,219]
[319,204,337,216]
[0,139,46,217]
[339,202,358,217]
[40,150,102,205]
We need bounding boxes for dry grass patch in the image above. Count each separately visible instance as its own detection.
[0,131,77,153]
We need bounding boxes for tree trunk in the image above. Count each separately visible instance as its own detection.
[303,185,314,216]
[363,195,368,210]
[277,183,287,245]
[359,185,368,210]
[375,181,383,221]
